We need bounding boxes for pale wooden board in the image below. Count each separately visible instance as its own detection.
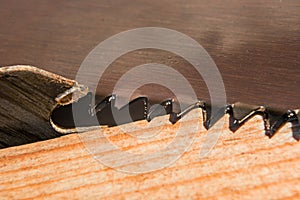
[0,111,299,199]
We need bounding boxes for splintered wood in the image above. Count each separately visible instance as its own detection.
[0,65,87,148]
[0,111,299,199]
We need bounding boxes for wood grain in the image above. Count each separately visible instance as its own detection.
[0,112,299,199]
[0,65,87,148]
[0,1,299,199]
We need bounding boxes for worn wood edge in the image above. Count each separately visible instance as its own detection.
[0,65,89,148]
[0,65,88,107]
[0,109,299,199]
[0,65,74,84]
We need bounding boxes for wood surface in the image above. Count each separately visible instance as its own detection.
[0,1,300,199]
[0,65,88,148]
[0,112,299,199]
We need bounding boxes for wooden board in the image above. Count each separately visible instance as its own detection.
[0,65,88,148]
[0,1,299,199]
[0,112,299,199]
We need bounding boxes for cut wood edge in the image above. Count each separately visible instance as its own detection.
[0,65,89,147]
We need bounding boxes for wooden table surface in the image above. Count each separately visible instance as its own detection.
[0,1,299,199]
[1,112,300,199]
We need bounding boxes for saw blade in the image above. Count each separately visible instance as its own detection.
[0,65,299,148]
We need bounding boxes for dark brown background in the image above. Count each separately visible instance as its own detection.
[0,0,299,110]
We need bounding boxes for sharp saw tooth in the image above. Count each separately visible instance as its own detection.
[225,103,267,132]
[52,95,300,141]
[2,66,298,148]
[147,99,173,122]
[169,101,205,124]
[89,94,116,116]
[225,103,299,140]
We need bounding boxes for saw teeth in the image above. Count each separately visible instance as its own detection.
[89,94,116,116]
[225,103,266,132]
[52,94,300,140]
[169,101,206,124]
[225,103,300,140]
[147,99,173,122]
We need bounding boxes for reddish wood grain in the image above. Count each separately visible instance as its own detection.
[0,1,299,199]
[0,113,299,199]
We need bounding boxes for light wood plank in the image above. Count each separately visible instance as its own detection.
[0,111,299,199]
